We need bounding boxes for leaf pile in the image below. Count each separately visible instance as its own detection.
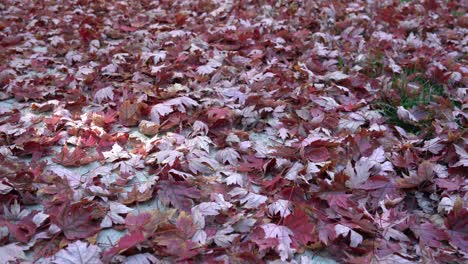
[0,0,467,263]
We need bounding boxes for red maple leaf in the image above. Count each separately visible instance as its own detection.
[238,155,266,172]
[283,209,316,245]
[48,200,102,240]
[301,146,330,162]
[52,145,95,167]
[103,230,146,261]
[125,212,152,233]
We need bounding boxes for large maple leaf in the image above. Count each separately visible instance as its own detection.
[157,180,201,211]
[48,201,102,240]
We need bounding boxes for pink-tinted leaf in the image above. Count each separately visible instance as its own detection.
[0,244,26,263]
[215,147,240,165]
[445,202,468,252]
[157,181,201,211]
[411,222,449,248]
[397,161,434,189]
[104,231,145,260]
[261,224,295,261]
[53,240,102,264]
[334,224,363,248]
[52,145,95,167]
[94,86,114,104]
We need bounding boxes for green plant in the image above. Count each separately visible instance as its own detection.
[373,68,447,134]
[366,53,385,78]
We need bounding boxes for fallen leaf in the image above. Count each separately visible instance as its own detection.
[52,240,102,264]
[157,181,201,211]
[334,224,363,248]
[261,224,295,261]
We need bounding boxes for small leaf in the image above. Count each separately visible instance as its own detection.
[103,143,130,162]
[101,202,133,228]
[94,86,114,104]
[268,199,291,217]
[213,227,238,247]
[52,145,94,167]
[324,71,349,81]
[149,150,183,166]
[215,147,240,165]
[397,106,418,123]
[334,224,363,248]
[239,192,267,209]
[118,100,142,127]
